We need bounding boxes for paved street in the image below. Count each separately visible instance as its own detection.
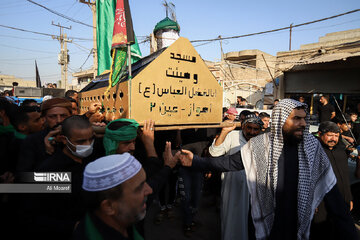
[145,190,221,240]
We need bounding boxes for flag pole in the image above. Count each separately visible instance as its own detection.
[128,44,132,78]
[128,43,132,118]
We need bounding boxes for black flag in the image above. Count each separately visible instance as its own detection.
[35,60,42,88]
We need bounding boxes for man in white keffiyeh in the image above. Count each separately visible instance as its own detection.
[241,99,335,239]
[177,99,357,240]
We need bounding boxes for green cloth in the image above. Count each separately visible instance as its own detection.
[96,0,116,76]
[132,225,144,240]
[14,131,26,140]
[85,213,103,240]
[0,124,15,135]
[96,0,142,76]
[103,119,139,155]
[110,47,128,87]
[153,17,180,34]
[84,213,144,240]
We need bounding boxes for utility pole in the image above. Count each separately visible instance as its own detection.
[219,35,224,61]
[80,0,97,77]
[289,23,293,51]
[52,22,72,89]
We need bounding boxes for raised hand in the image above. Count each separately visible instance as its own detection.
[88,102,102,114]
[176,149,194,167]
[44,125,62,155]
[140,119,155,144]
[221,120,237,133]
[140,119,157,157]
[163,141,177,168]
[89,112,104,123]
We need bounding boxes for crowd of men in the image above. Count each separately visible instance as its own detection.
[0,91,360,240]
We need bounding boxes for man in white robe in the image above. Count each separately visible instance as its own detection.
[209,114,263,240]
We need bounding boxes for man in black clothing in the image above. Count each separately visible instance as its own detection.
[317,95,335,123]
[310,121,354,239]
[22,115,105,240]
[335,115,356,147]
[5,106,44,175]
[16,97,73,172]
[350,112,360,143]
[176,99,357,240]
[318,121,353,208]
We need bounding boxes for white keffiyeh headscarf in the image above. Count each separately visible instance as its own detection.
[241,99,336,240]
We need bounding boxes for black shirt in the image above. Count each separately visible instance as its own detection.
[16,128,58,172]
[73,212,136,240]
[321,142,352,205]
[269,143,299,240]
[317,103,335,123]
[192,149,358,239]
[19,139,105,239]
[350,122,360,144]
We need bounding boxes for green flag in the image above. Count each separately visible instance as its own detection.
[96,0,142,76]
[96,0,116,76]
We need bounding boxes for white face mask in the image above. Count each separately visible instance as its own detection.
[66,137,94,158]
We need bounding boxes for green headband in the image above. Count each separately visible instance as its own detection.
[103,118,139,155]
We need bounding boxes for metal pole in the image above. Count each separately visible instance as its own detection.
[261,54,277,89]
[64,33,68,89]
[219,35,224,61]
[128,44,132,117]
[51,22,71,89]
[289,23,293,51]
[91,3,97,77]
[332,96,356,141]
[79,0,97,78]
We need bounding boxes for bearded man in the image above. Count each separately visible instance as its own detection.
[177,99,357,240]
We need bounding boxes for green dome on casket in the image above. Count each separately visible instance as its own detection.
[153,17,180,34]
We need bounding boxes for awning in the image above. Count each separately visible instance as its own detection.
[293,51,360,65]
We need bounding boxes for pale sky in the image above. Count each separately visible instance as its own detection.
[0,0,359,85]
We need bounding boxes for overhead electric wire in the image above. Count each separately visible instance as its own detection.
[0,56,56,61]
[0,43,57,54]
[79,49,93,70]
[193,41,215,48]
[190,9,360,43]
[0,34,54,42]
[26,0,94,28]
[294,18,360,32]
[71,41,92,52]
[0,24,92,40]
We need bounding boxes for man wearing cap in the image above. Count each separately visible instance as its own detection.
[17,97,73,172]
[209,113,263,240]
[73,153,153,239]
[223,107,238,122]
[311,121,353,239]
[103,118,177,237]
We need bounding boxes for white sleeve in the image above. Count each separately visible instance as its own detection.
[209,131,237,157]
